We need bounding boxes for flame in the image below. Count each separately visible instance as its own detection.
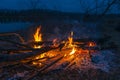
[68,32,77,55]
[33,26,42,48]
[35,53,45,59]
[68,31,73,47]
[31,30,97,69]
[88,42,96,47]
[64,31,74,48]
[69,47,76,55]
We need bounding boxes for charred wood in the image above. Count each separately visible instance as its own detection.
[0,47,57,62]
[26,56,64,80]
[0,38,32,49]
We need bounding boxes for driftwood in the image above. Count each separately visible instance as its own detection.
[0,47,57,62]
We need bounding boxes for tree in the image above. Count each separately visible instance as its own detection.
[79,0,119,21]
[79,0,118,15]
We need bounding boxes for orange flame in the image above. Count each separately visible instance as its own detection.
[88,42,96,47]
[68,32,77,55]
[34,26,42,48]
[64,31,74,48]
[68,32,73,47]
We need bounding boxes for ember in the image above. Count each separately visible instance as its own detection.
[88,42,96,47]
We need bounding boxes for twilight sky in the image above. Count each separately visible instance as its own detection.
[0,0,119,13]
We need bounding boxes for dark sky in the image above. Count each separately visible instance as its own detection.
[0,0,119,13]
[0,0,101,12]
[0,0,119,33]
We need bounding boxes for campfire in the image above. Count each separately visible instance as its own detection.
[30,26,97,72]
[0,25,116,80]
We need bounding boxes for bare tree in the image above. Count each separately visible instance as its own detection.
[79,0,118,15]
[79,0,118,20]
[101,0,117,16]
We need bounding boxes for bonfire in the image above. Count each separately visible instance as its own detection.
[0,26,117,80]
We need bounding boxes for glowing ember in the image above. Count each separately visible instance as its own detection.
[88,42,96,47]
[35,53,45,59]
[53,38,59,47]
[33,26,42,48]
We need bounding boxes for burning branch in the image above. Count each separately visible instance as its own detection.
[33,26,42,48]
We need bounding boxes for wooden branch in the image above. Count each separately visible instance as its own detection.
[0,48,50,53]
[0,47,57,62]
[0,33,25,43]
[39,56,64,72]
[22,64,37,71]
[27,41,53,45]
[0,38,32,49]
[101,0,117,16]
[26,54,60,64]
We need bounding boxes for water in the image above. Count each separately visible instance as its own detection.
[0,21,101,39]
[0,22,32,33]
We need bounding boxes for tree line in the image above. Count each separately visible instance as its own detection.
[0,9,84,23]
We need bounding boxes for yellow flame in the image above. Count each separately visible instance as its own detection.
[68,32,73,46]
[35,54,45,59]
[34,26,42,48]
[69,47,76,55]
[64,31,74,48]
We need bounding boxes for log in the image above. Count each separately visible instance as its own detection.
[0,38,32,49]
[27,41,53,46]
[0,33,25,43]
[0,47,57,62]
[25,55,64,80]
[39,56,64,72]
[0,48,50,53]
[0,46,98,53]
